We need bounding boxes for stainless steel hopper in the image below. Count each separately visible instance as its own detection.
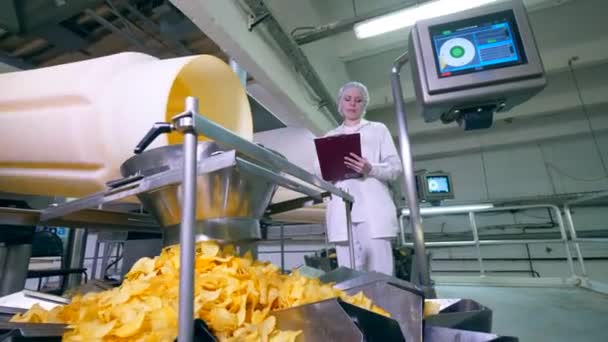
[120,142,279,245]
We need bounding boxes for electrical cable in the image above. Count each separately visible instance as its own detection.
[568,57,608,178]
[104,256,123,277]
[546,162,607,182]
[516,214,539,278]
[538,142,559,194]
[479,147,492,200]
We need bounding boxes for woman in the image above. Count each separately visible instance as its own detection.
[316,81,402,275]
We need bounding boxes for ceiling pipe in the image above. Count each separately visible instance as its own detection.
[241,0,341,124]
[115,0,193,56]
[85,8,156,55]
[293,1,418,45]
[293,0,573,45]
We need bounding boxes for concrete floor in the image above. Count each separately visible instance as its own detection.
[436,285,608,342]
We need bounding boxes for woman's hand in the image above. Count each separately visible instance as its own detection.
[344,153,372,176]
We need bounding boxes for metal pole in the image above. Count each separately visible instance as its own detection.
[100,242,111,280]
[280,224,285,273]
[563,205,588,277]
[63,228,88,291]
[91,240,100,280]
[0,244,31,296]
[114,242,121,273]
[551,205,576,278]
[229,57,260,261]
[391,51,434,297]
[345,200,356,270]
[177,97,199,342]
[469,212,485,276]
[399,214,407,246]
[229,58,248,86]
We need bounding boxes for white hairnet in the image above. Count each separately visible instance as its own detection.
[337,81,370,116]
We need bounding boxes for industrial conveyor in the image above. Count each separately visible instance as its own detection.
[0,97,518,341]
[1,0,544,337]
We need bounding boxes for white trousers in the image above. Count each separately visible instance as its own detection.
[335,221,394,275]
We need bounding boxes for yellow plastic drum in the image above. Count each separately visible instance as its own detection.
[0,52,252,197]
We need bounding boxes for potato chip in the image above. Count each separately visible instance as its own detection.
[10,304,48,323]
[207,307,238,332]
[126,257,155,279]
[423,300,442,318]
[13,240,389,341]
[113,311,145,338]
[79,320,116,339]
[270,330,301,342]
[197,241,220,257]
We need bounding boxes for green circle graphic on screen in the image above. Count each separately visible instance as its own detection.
[450,46,465,58]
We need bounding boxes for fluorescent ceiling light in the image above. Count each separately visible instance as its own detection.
[354,0,499,39]
[401,204,495,216]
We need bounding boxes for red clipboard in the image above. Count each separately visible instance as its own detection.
[314,133,362,182]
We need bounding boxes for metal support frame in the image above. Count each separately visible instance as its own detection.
[175,97,199,341]
[279,224,285,273]
[562,191,608,290]
[91,240,100,280]
[391,51,434,297]
[62,228,88,291]
[563,205,588,277]
[84,8,155,55]
[116,0,192,56]
[172,97,354,340]
[345,200,356,269]
[469,212,485,276]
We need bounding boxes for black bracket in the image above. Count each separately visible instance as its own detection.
[248,11,270,31]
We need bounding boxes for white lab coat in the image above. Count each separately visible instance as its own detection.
[315,119,402,243]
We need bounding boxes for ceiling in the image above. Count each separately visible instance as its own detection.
[0,0,224,67]
[168,0,608,159]
[2,0,607,151]
[0,0,286,133]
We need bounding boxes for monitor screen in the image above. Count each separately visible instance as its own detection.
[426,175,451,194]
[429,10,527,78]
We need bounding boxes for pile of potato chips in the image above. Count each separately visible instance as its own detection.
[12,241,389,341]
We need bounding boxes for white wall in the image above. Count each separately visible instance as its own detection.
[255,118,608,283]
[411,130,608,282]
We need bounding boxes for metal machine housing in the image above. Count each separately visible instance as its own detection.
[409,0,546,128]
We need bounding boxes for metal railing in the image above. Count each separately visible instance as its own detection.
[562,191,608,289]
[399,204,579,278]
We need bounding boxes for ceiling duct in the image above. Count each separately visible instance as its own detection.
[242,0,341,124]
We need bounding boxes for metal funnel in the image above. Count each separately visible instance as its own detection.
[120,142,278,245]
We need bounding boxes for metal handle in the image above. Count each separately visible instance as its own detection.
[134,122,174,154]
